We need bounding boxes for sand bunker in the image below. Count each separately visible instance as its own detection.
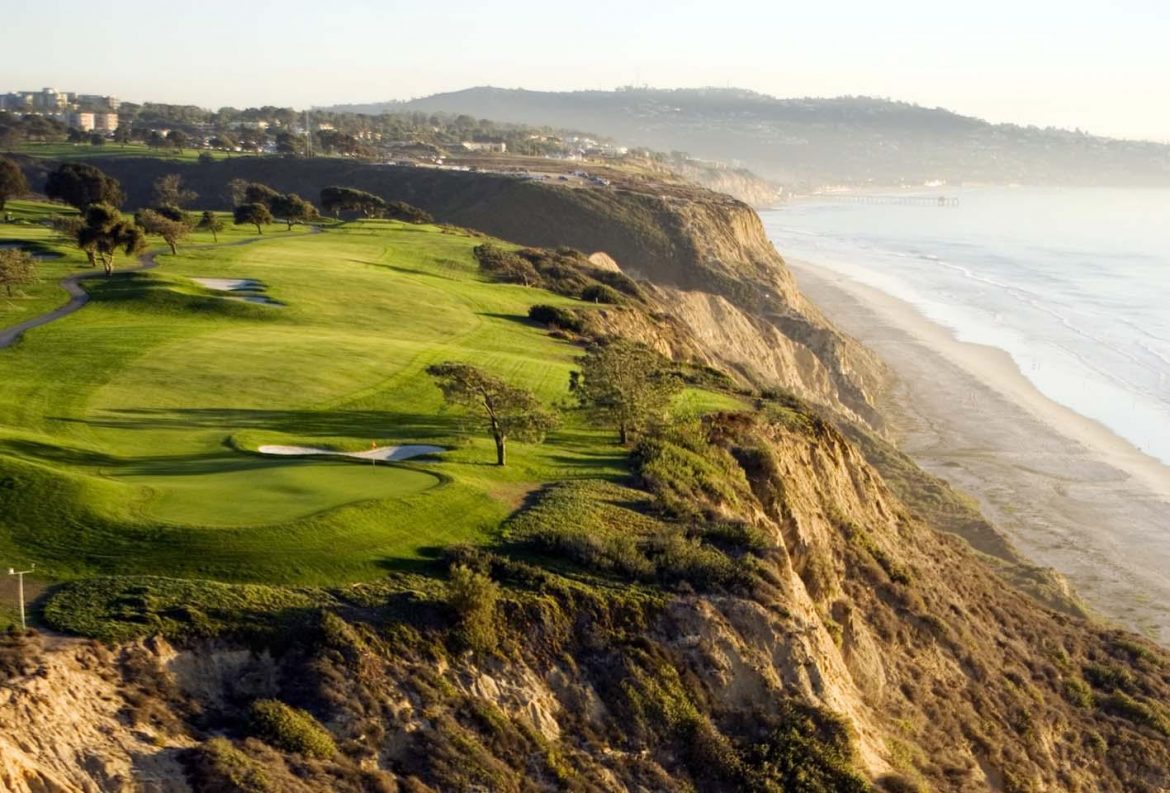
[192,277,281,306]
[258,444,445,462]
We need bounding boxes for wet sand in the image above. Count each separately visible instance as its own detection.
[789,259,1170,643]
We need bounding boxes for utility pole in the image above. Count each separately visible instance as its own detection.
[7,564,34,630]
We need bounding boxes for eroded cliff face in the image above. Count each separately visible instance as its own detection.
[6,410,1170,792]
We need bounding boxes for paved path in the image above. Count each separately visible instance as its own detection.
[0,252,159,349]
[0,225,323,350]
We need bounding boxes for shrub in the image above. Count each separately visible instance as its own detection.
[247,699,336,758]
[527,304,584,333]
[1061,676,1094,708]
[385,201,434,224]
[191,737,271,793]
[580,283,622,304]
[447,564,500,655]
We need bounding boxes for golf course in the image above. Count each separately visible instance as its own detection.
[0,201,739,589]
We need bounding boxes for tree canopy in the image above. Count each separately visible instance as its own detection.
[151,174,198,208]
[136,208,190,255]
[44,163,125,210]
[427,362,558,465]
[570,340,680,444]
[197,210,225,242]
[0,248,38,297]
[233,202,273,234]
[76,203,146,275]
[0,157,28,212]
[269,193,319,230]
[319,186,386,218]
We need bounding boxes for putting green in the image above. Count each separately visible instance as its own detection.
[116,456,442,527]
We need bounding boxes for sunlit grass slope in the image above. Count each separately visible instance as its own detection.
[0,207,674,586]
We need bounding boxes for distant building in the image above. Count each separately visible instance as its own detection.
[93,113,119,132]
[461,140,507,154]
[70,112,96,132]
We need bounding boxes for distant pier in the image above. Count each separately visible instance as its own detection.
[813,194,960,207]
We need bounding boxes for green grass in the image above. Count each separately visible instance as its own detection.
[6,141,253,162]
[1,204,709,589]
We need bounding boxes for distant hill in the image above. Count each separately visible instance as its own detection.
[325,87,1170,188]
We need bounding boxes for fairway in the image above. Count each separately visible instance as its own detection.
[0,208,643,585]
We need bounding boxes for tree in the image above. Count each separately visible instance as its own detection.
[136,208,190,255]
[320,185,385,218]
[165,129,188,153]
[385,201,434,224]
[151,174,197,208]
[0,249,37,297]
[44,162,124,210]
[269,192,318,230]
[226,177,249,206]
[0,157,28,212]
[197,210,224,242]
[234,202,273,234]
[274,130,306,156]
[243,182,280,207]
[76,203,146,275]
[426,362,557,466]
[571,340,681,444]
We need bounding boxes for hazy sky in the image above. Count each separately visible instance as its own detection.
[5,0,1168,140]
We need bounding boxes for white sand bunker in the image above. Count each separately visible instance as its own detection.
[258,444,445,462]
[192,277,281,306]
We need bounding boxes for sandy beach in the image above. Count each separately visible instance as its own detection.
[790,258,1170,643]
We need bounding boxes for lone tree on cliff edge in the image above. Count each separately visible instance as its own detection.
[427,362,558,466]
[570,339,681,444]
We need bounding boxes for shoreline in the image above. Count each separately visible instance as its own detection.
[789,258,1170,643]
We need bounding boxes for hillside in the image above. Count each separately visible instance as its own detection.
[2,159,1170,791]
[15,154,888,428]
[328,87,1170,188]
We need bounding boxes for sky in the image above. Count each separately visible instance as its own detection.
[4,0,1169,141]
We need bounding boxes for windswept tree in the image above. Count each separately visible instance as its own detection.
[233,202,273,234]
[385,201,434,224]
[427,362,558,466]
[197,210,224,242]
[44,162,124,210]
[76,203,146,275]
[243,182,280,207]
[269,192,319,230]
[0,249,38,297]
[320,186,386,218]
[570,340,681,444]
[136,208,190,255]
[0,157,29,211]
[151,174,198,208]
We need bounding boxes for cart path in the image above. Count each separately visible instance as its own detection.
[0,252,159,349]
[0,226,323,350]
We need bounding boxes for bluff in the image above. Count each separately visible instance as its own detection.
[26,155,887,429]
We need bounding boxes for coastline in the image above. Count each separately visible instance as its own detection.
[788,258,1170,643]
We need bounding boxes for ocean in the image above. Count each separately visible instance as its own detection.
[760,188,1170,467]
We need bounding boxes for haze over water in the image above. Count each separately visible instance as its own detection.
[761,187,1170,467]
